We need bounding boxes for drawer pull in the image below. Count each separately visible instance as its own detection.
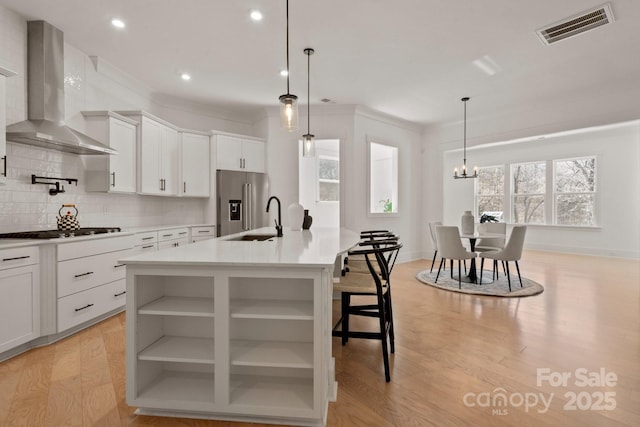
[74,271,94,278]
[142,236,155,241]
[178,232,187,235]
[197,230,211,233]
[114,291,126,297]
[74,303,94,312]
[2,255,31,262]
[142,245,155,249]
[113,264,126,268]
[162,233,173,237]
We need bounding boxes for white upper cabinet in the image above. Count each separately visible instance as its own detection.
[0,65,17,186]
[180,131,210,197]
[82,111,137,193]
[215,134,265,173]
[118,111,179,196]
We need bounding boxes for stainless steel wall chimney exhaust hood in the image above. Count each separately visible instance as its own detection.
[6,21,116,155]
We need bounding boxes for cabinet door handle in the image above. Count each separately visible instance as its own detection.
[111,172,116,187]
[141,236,155,240]
[114,291,126,297]
[183,182,186,193]
[113,264,126,268]
[74,271,94,278]
[1,155,6,177]
[239,158,243,169]
[142,244,155,249]
[2,255,30,262]
[74,303,94,312]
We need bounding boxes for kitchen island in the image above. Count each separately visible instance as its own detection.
[120,226,360,427]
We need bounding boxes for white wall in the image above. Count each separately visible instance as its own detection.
[299,139,340,228]
[438,121,640,258]
[262,104,423,262]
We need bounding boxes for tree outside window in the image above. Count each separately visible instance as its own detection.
[554,157,596,226]
[512,162,545,224]
[475,166,504,219]
[318,156,339,202]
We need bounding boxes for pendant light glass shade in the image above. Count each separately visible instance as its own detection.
[302,47,315,157]
[279,0,298,132]
[279,94,299,131]
[302,133,315,157]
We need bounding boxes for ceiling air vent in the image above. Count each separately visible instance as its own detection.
[536,3,614,45]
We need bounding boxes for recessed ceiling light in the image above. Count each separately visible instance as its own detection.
[111,18,125,29]
[181,73,191,81]
[280,70,288,77]
[250,10,263,21]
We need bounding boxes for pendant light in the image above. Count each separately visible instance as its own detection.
[453,97,478,179]
[279,0,298,131]
[302,48,315,157]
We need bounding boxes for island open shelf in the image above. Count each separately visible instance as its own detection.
[122,227,360,426]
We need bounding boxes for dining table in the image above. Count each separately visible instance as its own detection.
[458,231,505,284]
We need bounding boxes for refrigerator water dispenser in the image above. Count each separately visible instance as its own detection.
[229,200,242,221]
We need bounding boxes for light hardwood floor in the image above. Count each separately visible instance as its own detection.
[1,250,638,426]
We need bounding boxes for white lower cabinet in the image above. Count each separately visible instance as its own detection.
[56,235,135,333]
[127,267,327,425]
[158,227,189,249]
[0,246,39,353]
[190,225,215,243]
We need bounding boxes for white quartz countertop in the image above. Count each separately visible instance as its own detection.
[120,227,360,268]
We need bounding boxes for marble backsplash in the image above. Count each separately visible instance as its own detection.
[0,142,207,232]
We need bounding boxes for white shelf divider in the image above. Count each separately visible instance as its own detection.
[138,296,214,317]
[139,336,215,364]
[230,299,313,320]
[230,340,313,368]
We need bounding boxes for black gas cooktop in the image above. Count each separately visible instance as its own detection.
[0,227,122,239]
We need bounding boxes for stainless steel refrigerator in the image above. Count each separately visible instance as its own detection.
[216,170,269,236]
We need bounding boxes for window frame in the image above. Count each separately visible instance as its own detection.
[473,156,599,228]
[367,139,399,217]
[316,154,340,203]
[474,165,505,221]
[552,156,597,226]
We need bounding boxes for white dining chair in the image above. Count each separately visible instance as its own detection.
[428,221,441,272]
[475,222,507,252]
[434,226,476,289]
[479,226,527,291]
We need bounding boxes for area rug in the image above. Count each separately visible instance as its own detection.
[415,269,544,297]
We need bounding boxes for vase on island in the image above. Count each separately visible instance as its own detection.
[302,210,313,230]
[461,211,474,235]
[288,203,304,231]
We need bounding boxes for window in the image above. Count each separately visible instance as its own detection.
[511,161,546,224]
[554,157,596,226]
[475,166,504,220]
[368,141,398,215]
[317,155,339,202]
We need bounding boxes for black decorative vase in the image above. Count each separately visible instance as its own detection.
[302,209,313,229]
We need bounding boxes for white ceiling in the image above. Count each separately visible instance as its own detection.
[2,0,639,127]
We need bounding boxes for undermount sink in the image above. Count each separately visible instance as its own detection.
[228,234,277,241]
